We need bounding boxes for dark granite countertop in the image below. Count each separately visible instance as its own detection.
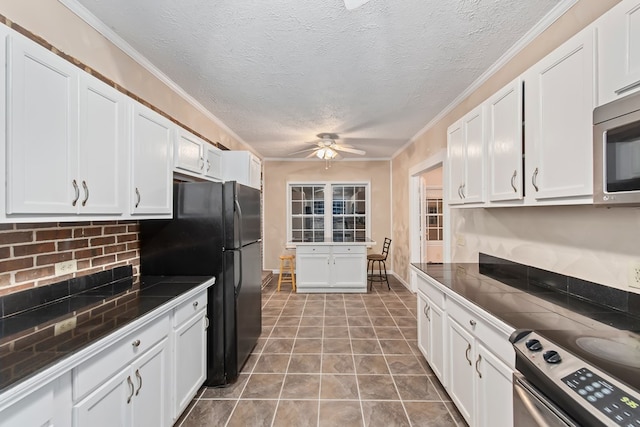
[0,275,213,394]
[411,263,640,332]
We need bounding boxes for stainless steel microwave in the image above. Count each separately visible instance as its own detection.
[594,90,640,206]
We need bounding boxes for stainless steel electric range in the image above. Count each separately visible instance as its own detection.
[511,329,640,427]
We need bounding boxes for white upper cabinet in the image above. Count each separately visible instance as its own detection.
[597,0,640,105]
[447,105,485,205]
[6,34,79,215]
[487,78,523,202]
[174,130,222,181]
[221,151,261,190]
[6,34,127,218]
[523,26,594,203]
[79,73,127,215]
[131,104,173,217]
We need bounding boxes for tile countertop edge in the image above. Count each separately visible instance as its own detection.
[411,264,517,337]
[0,276,215,412]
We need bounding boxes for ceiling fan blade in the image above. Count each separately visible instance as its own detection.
[305,150,319,158]
[333,145,366,155]
[289,147,318,156]
[344,0,372,10]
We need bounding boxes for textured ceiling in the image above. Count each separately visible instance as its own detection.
[73,0,560,159]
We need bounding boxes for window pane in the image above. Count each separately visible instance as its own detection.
[292,201,302,215]
[292,231,302,241]
[344,217,355,230]
[332,186,343,199]
[314,200,324,214]
[355,230,365,240]
[314,231,324,241]
[355,201,365,214]
[333,217,344,230]
[313,218,324,230]
[291,187,303,200]
[303,187,314,199]
[292,217,302,230]
[304,231,314,242]
[343,186,355,199]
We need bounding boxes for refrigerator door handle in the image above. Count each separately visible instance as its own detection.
[233,248,243,297]
[234,197,243,248]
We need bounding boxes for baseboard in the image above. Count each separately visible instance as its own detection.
[390,271,411,291]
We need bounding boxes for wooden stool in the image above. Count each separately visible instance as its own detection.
[277,254,296,292]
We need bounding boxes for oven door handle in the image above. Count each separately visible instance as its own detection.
[513,373,579,427]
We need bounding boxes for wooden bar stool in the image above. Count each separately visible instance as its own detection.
[277,254,296,292]
[368,238,391,291]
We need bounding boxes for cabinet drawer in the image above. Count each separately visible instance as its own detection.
[174,290,208,327]
[416,274,445,309]
[73,313,170,400]
[333,245,365,254]
[296,246,330,254]
[446,299,513,364]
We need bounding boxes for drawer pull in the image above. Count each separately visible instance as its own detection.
[532,168,539,192]
[476,355,483,378]
[72,180,80,206]
[135,187,141,208]
[126,376,134,404]
[465,343,472,365]
[82,180,89,206]
[132,339,141,347]
[469,320,476,328]
[193,301,199,308]
[510,170,517,193]
[135,369,142,395]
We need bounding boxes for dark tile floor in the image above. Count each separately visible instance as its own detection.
[176,276,467,427]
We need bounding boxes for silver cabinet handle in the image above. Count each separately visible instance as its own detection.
[460,183,466,199]
[465,343,472,365]
[200,157,205,170]
[135,369,142,396]
[82,180,89,206]
[426,305,431,320]
[135,187,141,208]
[510,170,517,193]
[205,316,209,329]
[72,180,80,206]
[126,376,134,404]
[532,168,539,192]
[469,319,476,328]
[457,185,463,199]
[193,301,199,308]
[476,355,483,378]
[132,339,141,347]
[423,303,428,318]
[206,159,211,172]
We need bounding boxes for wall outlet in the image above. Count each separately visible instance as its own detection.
[456,235,466,247]
[54,316,77,336]
[54,260,77,276]
[629,261,640,289]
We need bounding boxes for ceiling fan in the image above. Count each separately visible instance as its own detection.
[344,0,373,10]
[290,133,366,160]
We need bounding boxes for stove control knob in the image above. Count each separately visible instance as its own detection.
[543,350,562,364]
[525,339,543,352]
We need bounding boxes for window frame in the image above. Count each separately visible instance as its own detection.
[286,181,371,243]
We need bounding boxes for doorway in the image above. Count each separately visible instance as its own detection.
[408,150,449,292]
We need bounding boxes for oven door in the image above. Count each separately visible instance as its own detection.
[513,373,580,427]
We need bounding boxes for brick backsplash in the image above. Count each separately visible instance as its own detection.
[0,221,140,296]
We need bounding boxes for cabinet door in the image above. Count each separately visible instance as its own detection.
[174,312,206,420]
[249,154,261,189]
[131,104,173,216]
[204,145,222,180]
[447,120,465,204]
[6,35,79,214]
[429,302,446,384]
[73,367,131,427]
[0,381,55,427]
[462,106,485,204]
[296,253,331,289]
[447,317,474,424]
[175,131,204,175]
[131,338,171,427]
[597,0,640,105]
[476,343,514,427]
[331,253,366,288]
[417,291,430,359]
[487,78,523,202]
[79,74,127,215]
[525,27,594,201]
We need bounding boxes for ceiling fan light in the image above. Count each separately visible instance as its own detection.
[316,148,327,159]
[316,147,337,160]
[327,148,337,159]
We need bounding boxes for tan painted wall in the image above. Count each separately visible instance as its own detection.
[392,0,631,288]
[0,0,249,152]
[263,160,391,271]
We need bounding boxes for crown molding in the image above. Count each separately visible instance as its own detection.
[263,157,391,162]
[393,0,579,159]
[57,0,253,152]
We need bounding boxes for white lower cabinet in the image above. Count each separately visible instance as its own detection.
[296,245,367,292]
[73,337,171,427]
[413,267,515,427]
[173,292,208,421]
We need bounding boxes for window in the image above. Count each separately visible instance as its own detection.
[289,183,369,242]
[425,196,443,241]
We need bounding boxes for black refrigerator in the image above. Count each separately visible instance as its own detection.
[139,181,262,386]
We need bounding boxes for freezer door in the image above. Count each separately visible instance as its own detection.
[224,181,261,248]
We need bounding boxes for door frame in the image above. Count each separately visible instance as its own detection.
[408,149,450,292]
